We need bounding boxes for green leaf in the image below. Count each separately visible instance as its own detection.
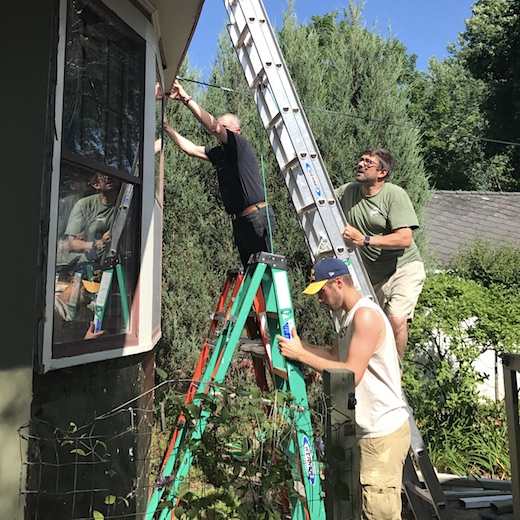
[69,422,78,433]
[104,495,116,505]
[178,480,190,497]
[93,511,104,520]
[60,439,73,447]
[221,406,231,422]
[95,440,107,450]
[275,391,286,407]
[155,367,168,379]
[187,506,199,519]
[70,448,86,456]
[185,404,200,419]
[174,506,185,518]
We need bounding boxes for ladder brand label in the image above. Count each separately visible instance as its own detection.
[282,318,294,339]
[302,436,316,485]
[305,162,321,197]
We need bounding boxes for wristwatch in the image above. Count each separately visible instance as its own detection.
[364,236,371,246]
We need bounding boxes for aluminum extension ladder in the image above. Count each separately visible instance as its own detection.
[145,253,327,520]
[223,0,453,518]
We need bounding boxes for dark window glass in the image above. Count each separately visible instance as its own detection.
[53,0,144,350]
[62,0,143,173]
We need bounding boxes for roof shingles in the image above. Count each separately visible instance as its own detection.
[424,191,520,265]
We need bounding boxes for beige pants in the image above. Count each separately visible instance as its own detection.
[373,261,426,320]
[358,419,411,520]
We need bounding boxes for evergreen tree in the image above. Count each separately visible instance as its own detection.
[158,2,433,374]
[278,2,432,238]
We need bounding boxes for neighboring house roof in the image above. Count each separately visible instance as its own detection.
[425,190,520,265]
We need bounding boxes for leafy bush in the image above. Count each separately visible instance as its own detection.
[405,268,520,478]
[153,381,309,519]
[448,238,520,290]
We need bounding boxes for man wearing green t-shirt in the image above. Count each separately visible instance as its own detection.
[65,173,122,263]
[336,148,425,359]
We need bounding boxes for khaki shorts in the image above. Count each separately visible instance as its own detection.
[373,261,425,320]
[359,419,411,520]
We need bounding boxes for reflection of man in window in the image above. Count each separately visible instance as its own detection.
[65,173,122,262]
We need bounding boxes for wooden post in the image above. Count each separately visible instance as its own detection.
[322,369,358,520]
[502,353,520,518]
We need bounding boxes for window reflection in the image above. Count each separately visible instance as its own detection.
[62,0,143,173]
[53,0,144,349]
[54,162,138,344]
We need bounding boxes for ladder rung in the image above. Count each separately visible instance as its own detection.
[296,201,319,215]
[403,481,434,505]
[250,68,266,90]
[281,156,300,173]
[273,366,288,380]
[236,25,251,48]
[207,338,219,349]
[239,339,266,357]
[266,112,283,131]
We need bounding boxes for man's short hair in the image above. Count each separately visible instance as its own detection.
[220,113,241,131]
[362,148,395,180]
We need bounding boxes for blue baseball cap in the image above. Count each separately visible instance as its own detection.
[303,258,350,295]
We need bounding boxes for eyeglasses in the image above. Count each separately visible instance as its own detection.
[358,157,379,168]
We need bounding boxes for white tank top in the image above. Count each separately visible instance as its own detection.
[338,297,409,438]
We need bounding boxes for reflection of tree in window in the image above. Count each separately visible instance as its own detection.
[63,0,143,174]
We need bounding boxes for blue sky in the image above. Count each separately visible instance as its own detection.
[186,0,476,77]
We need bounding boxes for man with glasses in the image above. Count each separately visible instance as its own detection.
[336,148,425,360]
[65,172,122,262]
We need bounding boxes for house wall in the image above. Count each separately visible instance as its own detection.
[1,2,158,518]
[1,2,58,518]
[27,352,155,519]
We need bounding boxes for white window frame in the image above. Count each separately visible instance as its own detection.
[41,0,163,372]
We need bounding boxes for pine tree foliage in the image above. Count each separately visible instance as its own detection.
[278,2,432,239]
[158,4,432,375]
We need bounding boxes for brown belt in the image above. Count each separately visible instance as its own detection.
[233,201,267,219]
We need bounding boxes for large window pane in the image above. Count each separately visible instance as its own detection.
[62,0,143,173]
[53,0,144,351]
[53,161,139,346]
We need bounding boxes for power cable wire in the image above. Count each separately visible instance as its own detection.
[177,76,520,149]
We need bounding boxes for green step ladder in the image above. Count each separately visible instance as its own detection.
[146,252,326,519]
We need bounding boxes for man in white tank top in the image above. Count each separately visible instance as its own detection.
[277,257,410,520]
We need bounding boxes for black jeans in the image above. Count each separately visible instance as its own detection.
[232,204,276,268]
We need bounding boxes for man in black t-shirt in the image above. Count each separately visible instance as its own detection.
[164,79,275,267]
